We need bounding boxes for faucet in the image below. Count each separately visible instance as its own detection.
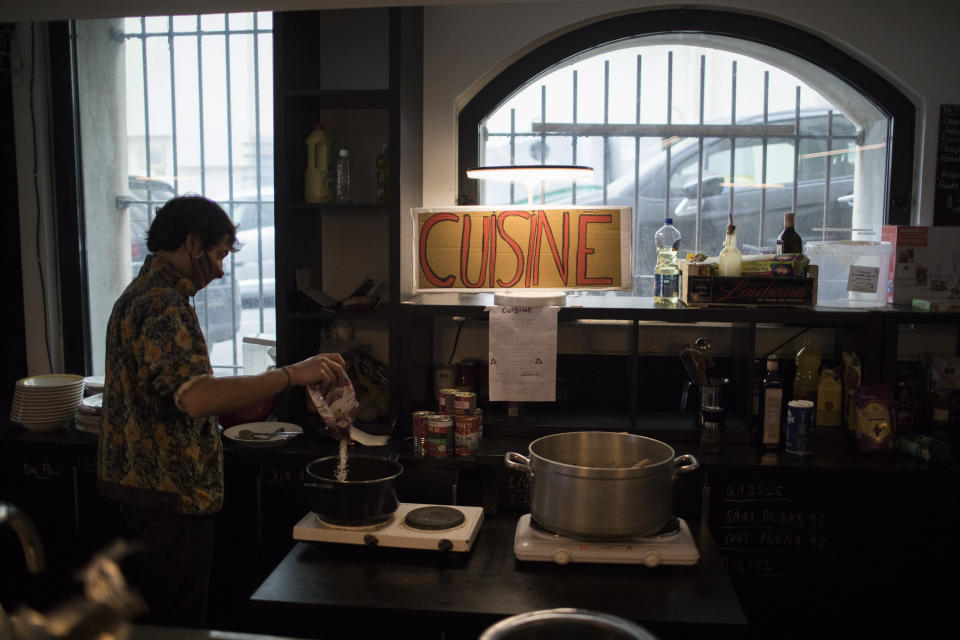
[0,503,45,575]
[1,503,45,640]
[0,504,145,640]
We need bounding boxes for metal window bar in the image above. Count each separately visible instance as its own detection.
[123,15,273,374]
[760,71,770,242]
[488,48,860,252]
[728,60,737,222]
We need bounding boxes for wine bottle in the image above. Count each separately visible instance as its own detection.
[777,212,803,254]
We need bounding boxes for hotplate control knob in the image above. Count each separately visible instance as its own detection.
[363,534,379,547]
[643,551,661,567]
[438,539,453,552]
[553,548,571,565]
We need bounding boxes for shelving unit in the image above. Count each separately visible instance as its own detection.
[396,293,951,442]
[272,7,423,428]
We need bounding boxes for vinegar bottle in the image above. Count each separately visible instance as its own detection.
[304,124,332,203]
[762,355,783,450]
[717,213,742,276]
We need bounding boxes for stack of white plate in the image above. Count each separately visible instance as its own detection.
[10,374,86,432]
[76,393,104,434]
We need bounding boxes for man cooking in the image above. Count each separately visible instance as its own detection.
[97,194,346,627]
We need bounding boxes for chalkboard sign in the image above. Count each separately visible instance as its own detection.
[707,468,841,581]
[498,466,530,512]
[934,104,960,225]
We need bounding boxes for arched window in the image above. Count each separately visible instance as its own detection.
[458,9,914,294]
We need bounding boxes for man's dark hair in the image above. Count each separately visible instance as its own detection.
[146,195,240,253]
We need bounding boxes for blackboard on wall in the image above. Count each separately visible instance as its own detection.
[934,104,960,225]
[707,467,846,625]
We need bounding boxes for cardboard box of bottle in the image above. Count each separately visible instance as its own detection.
[680,262,818,307]
[882,225,960,305]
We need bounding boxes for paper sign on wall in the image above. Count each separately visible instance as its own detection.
[412,206,632,292]
[488,305,560,402]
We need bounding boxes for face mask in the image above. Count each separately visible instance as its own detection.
[189,250,223,289]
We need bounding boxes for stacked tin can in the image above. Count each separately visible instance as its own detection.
[414,387,482,458]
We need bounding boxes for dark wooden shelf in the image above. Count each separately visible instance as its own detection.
[285,202,390,213]
[282,89,391,108]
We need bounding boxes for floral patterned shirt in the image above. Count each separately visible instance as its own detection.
[97,254,223,515]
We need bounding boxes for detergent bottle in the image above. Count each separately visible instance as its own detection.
[305,124,332,203]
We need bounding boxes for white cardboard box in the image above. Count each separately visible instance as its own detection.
[882,225,960,305]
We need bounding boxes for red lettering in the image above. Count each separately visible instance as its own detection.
[715,279,809,302]
[576,214,613,286]
[525,214,538,288]
[534,210,569,286]
[419,212,458,287]
[488,214,497,288]
[459,214,494,288]
[496,211,530,288]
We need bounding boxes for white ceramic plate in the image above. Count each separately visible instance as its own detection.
[16,374,84,389]
[16,419,69,432]
[223,421,303,447]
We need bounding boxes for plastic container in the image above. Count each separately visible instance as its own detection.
[336,146,352,202]
[804,240,893,307]
[304,124,332,203]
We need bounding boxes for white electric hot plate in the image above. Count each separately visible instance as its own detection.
[514,514,700,566]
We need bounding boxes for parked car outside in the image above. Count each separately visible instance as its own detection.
[222,193,275,307]
[127,176,243,345]
[539,110,858,283]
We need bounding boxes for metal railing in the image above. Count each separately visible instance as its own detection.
[122,14,274,374]
[480,50,862,252]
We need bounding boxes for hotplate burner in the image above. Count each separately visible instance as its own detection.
[404,506,466,531]
[314,513,395,531]
[529,515,681,541]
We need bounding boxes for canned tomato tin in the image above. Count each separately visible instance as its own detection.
[412,410,432,457]
[438,388,458,415]
[785,400,815,460]
[454,411,481,457]
[453,391,477,416]
[426,414,454,457]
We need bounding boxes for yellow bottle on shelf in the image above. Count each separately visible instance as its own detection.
[305,123,333,203]
[816,368,843,427]
[793,340,821,403]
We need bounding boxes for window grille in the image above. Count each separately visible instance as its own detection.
[474,35,889,295]
[121,14,274,373]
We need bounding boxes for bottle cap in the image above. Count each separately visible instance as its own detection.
[784,212,795,226]
[314,123,325,129]
[664,217,673,224]
[339,147,349,157]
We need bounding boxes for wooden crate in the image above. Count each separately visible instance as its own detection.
[681,262,818,307]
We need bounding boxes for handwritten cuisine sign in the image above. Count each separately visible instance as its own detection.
[412,206,632,292]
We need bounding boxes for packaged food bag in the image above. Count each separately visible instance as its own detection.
[854,384,896,453]
[307,382,359,440]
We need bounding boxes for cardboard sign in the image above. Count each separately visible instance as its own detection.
[412,206,632,292]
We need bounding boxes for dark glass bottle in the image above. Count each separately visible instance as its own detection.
[762,356,783,449]
[777,212,803,254]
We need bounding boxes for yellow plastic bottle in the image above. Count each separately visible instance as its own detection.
[305,123,332,203]
[793,340,821,403]
[816,368,843,427]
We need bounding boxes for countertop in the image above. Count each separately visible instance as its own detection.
[248,513,748,640]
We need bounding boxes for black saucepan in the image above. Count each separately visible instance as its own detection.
[304,455,403,525]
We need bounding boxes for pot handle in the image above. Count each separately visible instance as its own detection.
[673,453,700,474]
[504,451,531,474]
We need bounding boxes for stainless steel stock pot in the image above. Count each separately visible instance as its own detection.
[504,431,699,540]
